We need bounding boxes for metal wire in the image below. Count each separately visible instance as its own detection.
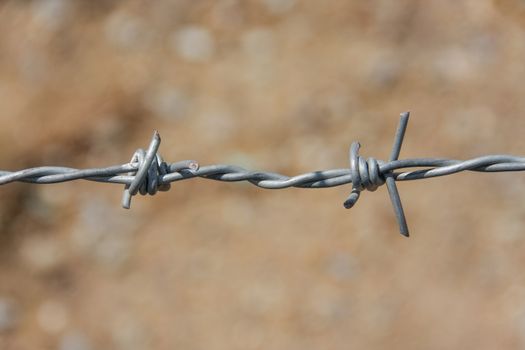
[1,111,524,237]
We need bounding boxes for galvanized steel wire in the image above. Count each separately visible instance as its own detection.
[1,112,524,237]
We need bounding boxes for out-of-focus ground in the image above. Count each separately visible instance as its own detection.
[1,0,525,349]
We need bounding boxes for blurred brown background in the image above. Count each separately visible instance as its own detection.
[1,0,525,349]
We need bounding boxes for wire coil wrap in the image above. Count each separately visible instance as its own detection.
[349,143,385,192]
[343,142,386,211]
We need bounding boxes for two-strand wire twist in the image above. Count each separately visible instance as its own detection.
[1,112,525,237]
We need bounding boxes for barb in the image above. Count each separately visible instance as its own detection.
[1,111,524,237]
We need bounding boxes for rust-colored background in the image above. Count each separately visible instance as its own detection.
[1,1,525,349]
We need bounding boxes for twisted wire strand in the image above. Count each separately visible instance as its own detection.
[0,112,524,237]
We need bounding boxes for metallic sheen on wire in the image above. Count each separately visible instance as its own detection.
[1,112,524,237]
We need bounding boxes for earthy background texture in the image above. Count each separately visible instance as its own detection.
[1,0,525,349]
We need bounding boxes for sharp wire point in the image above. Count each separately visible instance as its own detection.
[386,112,410,236]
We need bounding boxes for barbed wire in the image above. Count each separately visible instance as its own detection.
[1,112,524,237]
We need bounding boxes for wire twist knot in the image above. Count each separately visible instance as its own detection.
[343,142,387,209]
[121,131,169,209]
[350,142,385,192]
[131,149,171,193]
